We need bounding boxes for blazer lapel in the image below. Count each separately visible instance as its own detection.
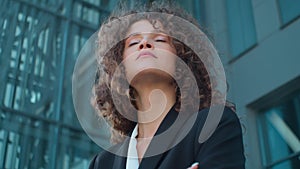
[113,106,196,169]
[112,138,130,169]
[139,106,190,169]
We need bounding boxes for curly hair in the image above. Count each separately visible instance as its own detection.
[92,1,231,143]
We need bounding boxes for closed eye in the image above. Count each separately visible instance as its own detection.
[128,42,139,47]
[155,39,167,42]
[154,34,169,43]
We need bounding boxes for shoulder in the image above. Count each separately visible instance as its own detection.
[193,106,243,143]
[196,106,241,128]
[214,106,242,132]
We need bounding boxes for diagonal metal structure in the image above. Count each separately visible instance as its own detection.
[0,0,112,168]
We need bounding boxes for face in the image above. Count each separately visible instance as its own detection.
[122,20,177,84]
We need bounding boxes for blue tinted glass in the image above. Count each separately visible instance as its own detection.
[258,92,300,168]
[226,0,257,57]
[0,0,105,168]
[278,0,300,25]
[272,159,293,169]
[265,109,293,165]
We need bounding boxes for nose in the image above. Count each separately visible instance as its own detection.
[139,40,153,50]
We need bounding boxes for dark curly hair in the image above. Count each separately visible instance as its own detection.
[92,1,232,143]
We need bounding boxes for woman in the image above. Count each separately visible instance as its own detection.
[90,1,245,169]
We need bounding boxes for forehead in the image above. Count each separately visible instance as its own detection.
[126,19,165,37]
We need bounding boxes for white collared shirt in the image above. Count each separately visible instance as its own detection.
[126,125,139,169]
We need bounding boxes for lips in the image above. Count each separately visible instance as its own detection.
[137,51,157,59]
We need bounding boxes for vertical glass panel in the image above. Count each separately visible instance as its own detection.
[176,0,205,27]
[226,0,257,57]
[277,0,300,26]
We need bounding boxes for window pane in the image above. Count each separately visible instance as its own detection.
[278,0,300,26]
[258,92,300,168]
[226,0,257,57]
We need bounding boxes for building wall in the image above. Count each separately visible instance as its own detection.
[193,0,300,168]
[201,0,300,168]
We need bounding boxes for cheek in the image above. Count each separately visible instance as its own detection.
[123,48,138,61]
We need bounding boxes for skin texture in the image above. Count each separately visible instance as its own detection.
[122,20,177,163]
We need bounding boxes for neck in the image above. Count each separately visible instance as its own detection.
[132,79,176,138]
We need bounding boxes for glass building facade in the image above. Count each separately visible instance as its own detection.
[0,0,112,168]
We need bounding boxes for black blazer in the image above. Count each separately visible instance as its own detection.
[89,106,245,169]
